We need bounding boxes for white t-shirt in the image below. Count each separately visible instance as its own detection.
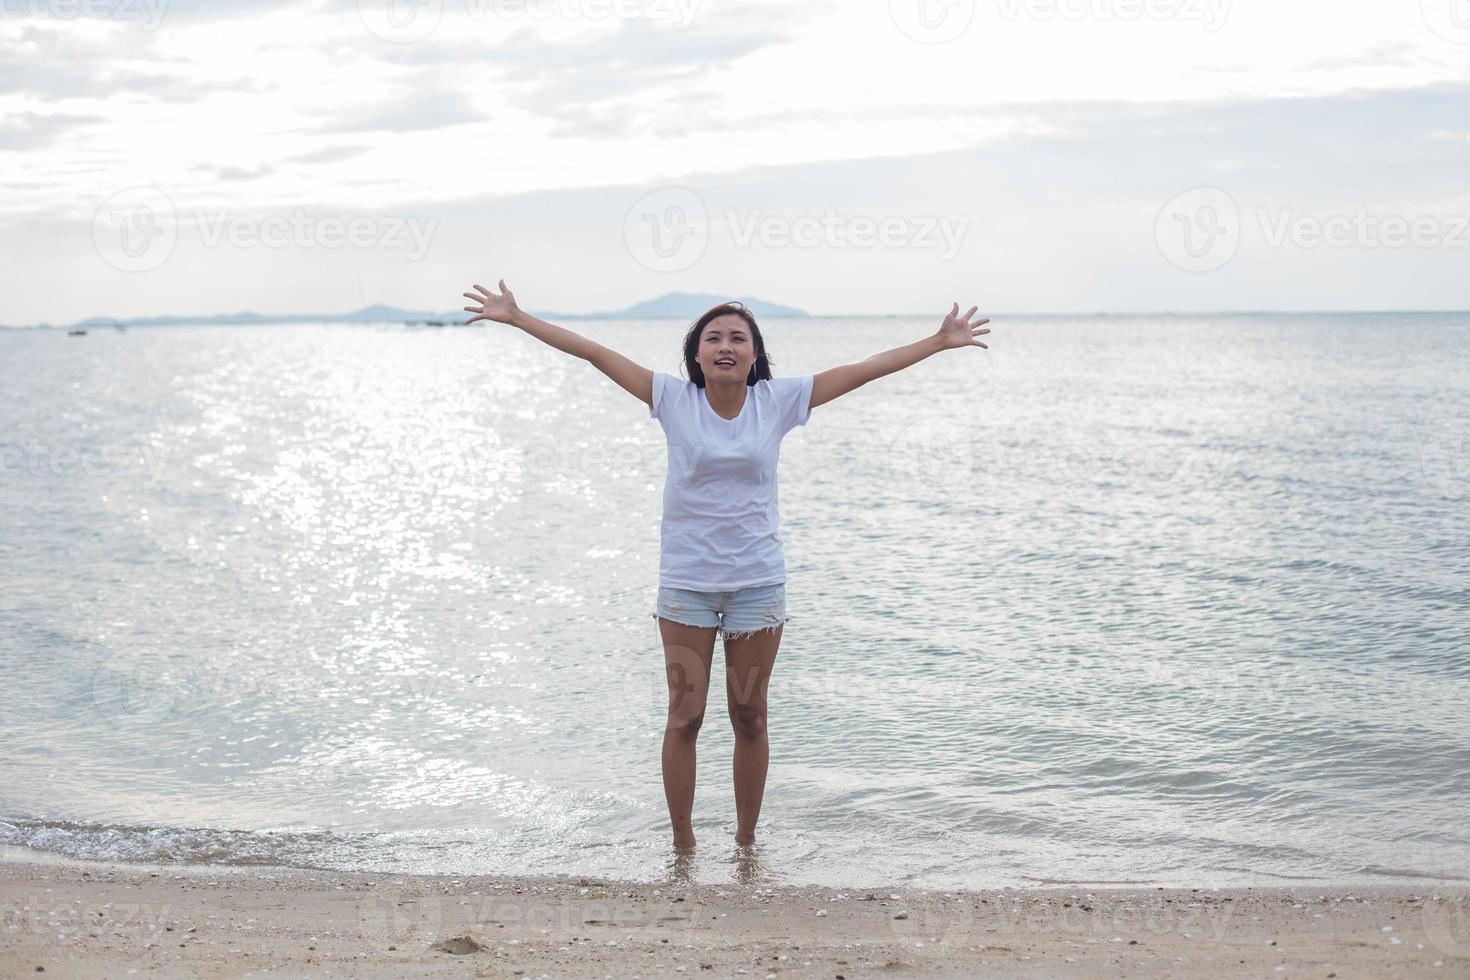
[648,371,815,591]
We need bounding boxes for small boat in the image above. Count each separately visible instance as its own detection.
[68,328,87,336]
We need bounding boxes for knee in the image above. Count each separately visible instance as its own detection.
[729,705,767,740]
[666,711,705,738]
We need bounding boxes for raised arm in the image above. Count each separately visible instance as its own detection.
[809,302,991,410]
[463,280,654,408]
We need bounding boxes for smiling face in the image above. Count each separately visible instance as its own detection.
[697,313,755,382]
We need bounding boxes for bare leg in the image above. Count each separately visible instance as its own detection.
[724,622,782,847]
[657,616,716,851]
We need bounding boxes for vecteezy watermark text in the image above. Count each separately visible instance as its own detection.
[1256,209,1470,250]
[194,209,437,260]
[1,439,172,483]
[1156,187,1470,272]
[728,209,969,260]
[623,187,971,273]
[357,0,703,43]
[995,0,1230,31]
[93,187,439,272]
[0,0,168,29]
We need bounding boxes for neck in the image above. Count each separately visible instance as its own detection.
[703,378,747,419]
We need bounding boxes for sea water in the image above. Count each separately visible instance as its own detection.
[1,313,1466,888]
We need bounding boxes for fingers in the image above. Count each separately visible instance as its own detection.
[973,340,988,348]
[465,279,511,315]
[964,305,978,321]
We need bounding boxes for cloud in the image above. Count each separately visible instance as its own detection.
[302,88,492,133]
[0,110,106,149]
[209,162,276,180]
[0,22,262,103]
[1300,41,1425,74]
[368,11,805,139]
[287,143,374,164]
[3,0,1470,321]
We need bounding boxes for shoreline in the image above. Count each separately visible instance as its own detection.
[2,850,1466,978]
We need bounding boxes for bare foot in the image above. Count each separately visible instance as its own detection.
[734,831,755,847]
[674,833,696,852]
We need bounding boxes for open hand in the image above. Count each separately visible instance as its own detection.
[936,303,990,351]
[463,279,520,325]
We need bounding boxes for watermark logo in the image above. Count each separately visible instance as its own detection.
[1422,0,1470,44]
[357,892,449,946]
[484,0,703,30]
[1156,187,1240,272]
[889,0,976,43]
[1421,895,1470,958]
[89,654,186,725]
[93,186,177,273]
[884,422,1243,492]
[1159,188,1470,272]
[358,0,444,43]
[3,895,175,938]
[994,0,1231,32]
[727,209,969,261]
[624,190,971,272]
[887,417,975,492]
[0,439,172,484]
[93,189,435,270]
[1256,208,1470,250]
[886,895,977,950]
[626,631,709,729]
[194,208,438,260]
[352,415,469,494]
[618,657,673,724]
[624,187,709,273]
[357,887,707,951]
[357,0,702,42]
[0,0,169,30]
[1420,419,1469,497]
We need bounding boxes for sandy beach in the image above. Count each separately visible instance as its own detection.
[1,851,1465,979]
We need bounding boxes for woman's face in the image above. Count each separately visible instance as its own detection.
[697,314,756,382]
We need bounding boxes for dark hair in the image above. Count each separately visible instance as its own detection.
[680,302,774,387]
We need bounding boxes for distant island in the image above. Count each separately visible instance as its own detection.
[7,292,808,331]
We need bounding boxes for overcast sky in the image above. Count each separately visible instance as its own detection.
[2,0,1468,324]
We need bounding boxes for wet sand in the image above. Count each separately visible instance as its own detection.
[2,850,1466,978]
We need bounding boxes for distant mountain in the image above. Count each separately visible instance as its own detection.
[19,292,807,330]
[64,305,457,329]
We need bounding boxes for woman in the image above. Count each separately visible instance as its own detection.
[462,280,991,852]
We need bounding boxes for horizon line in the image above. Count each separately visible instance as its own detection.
[8,308,1470,330]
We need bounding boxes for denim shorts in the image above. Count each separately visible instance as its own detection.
[650,581,791,639]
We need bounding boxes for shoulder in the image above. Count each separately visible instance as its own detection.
[651,371,696,421]
[655,370,695,389]
[759,374,815,404]
[657,372,698,400]
[759,375,809,393]
[759,374,815,428]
